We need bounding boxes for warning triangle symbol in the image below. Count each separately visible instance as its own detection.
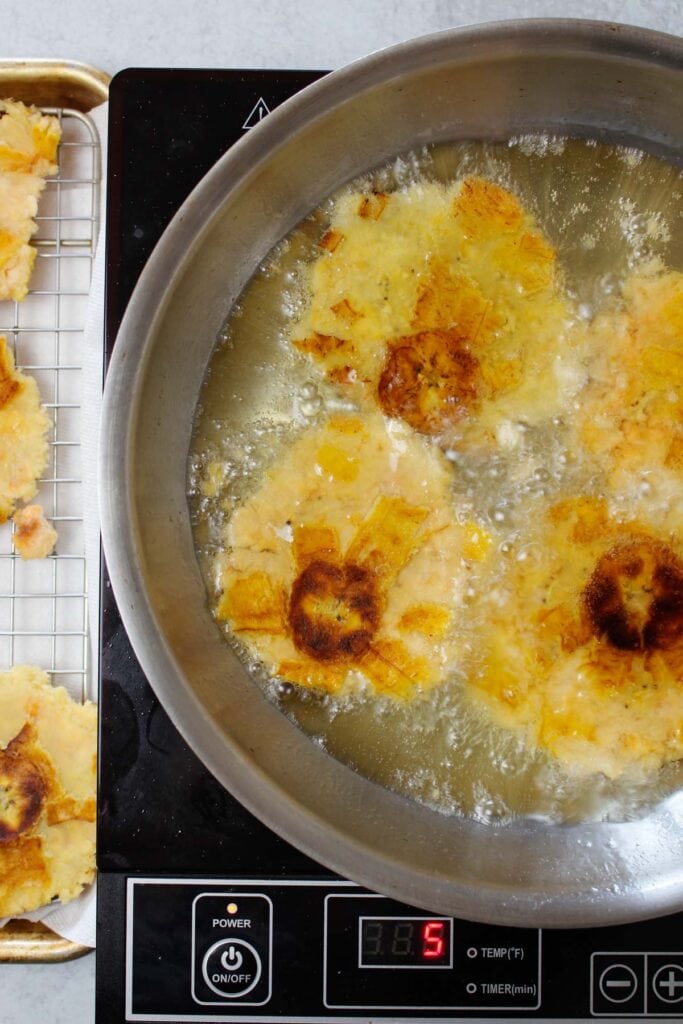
[242,97,271,130]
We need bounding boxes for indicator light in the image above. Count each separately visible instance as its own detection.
[227,902,238,914]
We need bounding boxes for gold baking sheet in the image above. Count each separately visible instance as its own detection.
[0,58,109,964]
[0,920,91,963]
[0,59,109,111]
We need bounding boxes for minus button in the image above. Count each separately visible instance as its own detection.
[599,964,639,1004]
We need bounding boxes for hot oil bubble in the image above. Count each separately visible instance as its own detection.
[300,397,322,419]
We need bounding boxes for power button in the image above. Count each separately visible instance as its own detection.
[192,891,272,1007]
[202,938,262,998]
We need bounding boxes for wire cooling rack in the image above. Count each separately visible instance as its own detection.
[0,107,100,704]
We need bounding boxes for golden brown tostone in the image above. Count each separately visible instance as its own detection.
[378,329,480,435]
[0,725,48,843]
[583,539,683,654]
[0,668,97,917]
[289,559,383,661]
[0,336,21,408]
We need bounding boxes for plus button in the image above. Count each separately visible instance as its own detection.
[653,963,683,1004]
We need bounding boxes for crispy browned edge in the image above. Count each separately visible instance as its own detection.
[0,59,109,963]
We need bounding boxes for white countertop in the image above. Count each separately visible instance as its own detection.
[4,0,683,72]
[2,1,682,1022]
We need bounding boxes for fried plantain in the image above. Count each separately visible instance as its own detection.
[212,413,487,699]
[0,668,96,917]
[0,336,51,524]
[468,498,683,778]
[289,175,578,447]
[0,100,61,301]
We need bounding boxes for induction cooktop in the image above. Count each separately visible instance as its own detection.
[96,68,683,1024]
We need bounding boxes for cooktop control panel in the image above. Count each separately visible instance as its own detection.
[121,877,683,1022]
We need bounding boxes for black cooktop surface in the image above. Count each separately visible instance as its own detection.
[96,68,683,1024]
[99,68,327,877]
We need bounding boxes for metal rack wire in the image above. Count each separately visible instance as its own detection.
[0,107,100,704]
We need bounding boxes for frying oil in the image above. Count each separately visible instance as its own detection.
[188,137,683,824]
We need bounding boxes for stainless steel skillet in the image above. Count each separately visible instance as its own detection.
[99,20,683,928]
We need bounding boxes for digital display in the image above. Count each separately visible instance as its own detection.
[359,917,452,968]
